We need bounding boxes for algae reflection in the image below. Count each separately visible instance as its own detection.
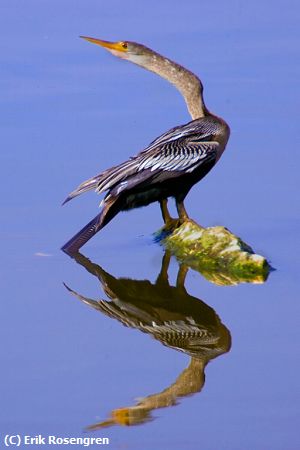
[64,251,231,429]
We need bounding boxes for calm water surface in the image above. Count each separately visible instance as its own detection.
[1,1,299,449]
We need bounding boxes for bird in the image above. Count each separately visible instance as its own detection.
[61,37,230,253]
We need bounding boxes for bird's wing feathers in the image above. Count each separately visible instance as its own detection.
[97,138,219,198]
[63,158,137,204]
[95,118,220,194]
[145,118,219,151]
[137,141,218,174]
[63,119,219,203]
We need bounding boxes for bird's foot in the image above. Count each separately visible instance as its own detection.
[179,215,189,225]
[164,218,181,232]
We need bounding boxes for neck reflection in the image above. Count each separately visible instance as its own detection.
[64,251,231,429]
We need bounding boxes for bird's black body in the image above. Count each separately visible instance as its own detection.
[108,155,216,219]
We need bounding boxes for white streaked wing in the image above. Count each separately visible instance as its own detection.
[138,142,219,173]
[95,119,220,195]
[96,159,137,193]
[145,119,219,152]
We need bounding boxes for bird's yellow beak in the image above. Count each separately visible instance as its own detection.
[80,36,128,53]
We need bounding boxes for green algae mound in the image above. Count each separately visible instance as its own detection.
[156,220,271,286]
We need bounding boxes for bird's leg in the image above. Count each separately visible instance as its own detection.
[176,200,189,223]
[160,199,173,223]
[160,199,180,230]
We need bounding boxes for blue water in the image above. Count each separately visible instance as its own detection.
[1,1,299,449]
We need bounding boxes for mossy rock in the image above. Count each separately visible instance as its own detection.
[155,220,271,286]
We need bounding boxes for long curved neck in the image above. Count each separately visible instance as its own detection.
[132,51,209,120]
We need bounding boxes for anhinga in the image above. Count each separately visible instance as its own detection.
[62,37,230,253]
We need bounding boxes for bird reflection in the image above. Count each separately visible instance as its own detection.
[64,251,231,429]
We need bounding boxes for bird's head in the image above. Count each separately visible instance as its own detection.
[80,36,153,65]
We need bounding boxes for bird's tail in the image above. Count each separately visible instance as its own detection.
[61,197,119,255]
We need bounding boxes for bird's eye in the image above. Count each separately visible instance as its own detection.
[121,42,128,49]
